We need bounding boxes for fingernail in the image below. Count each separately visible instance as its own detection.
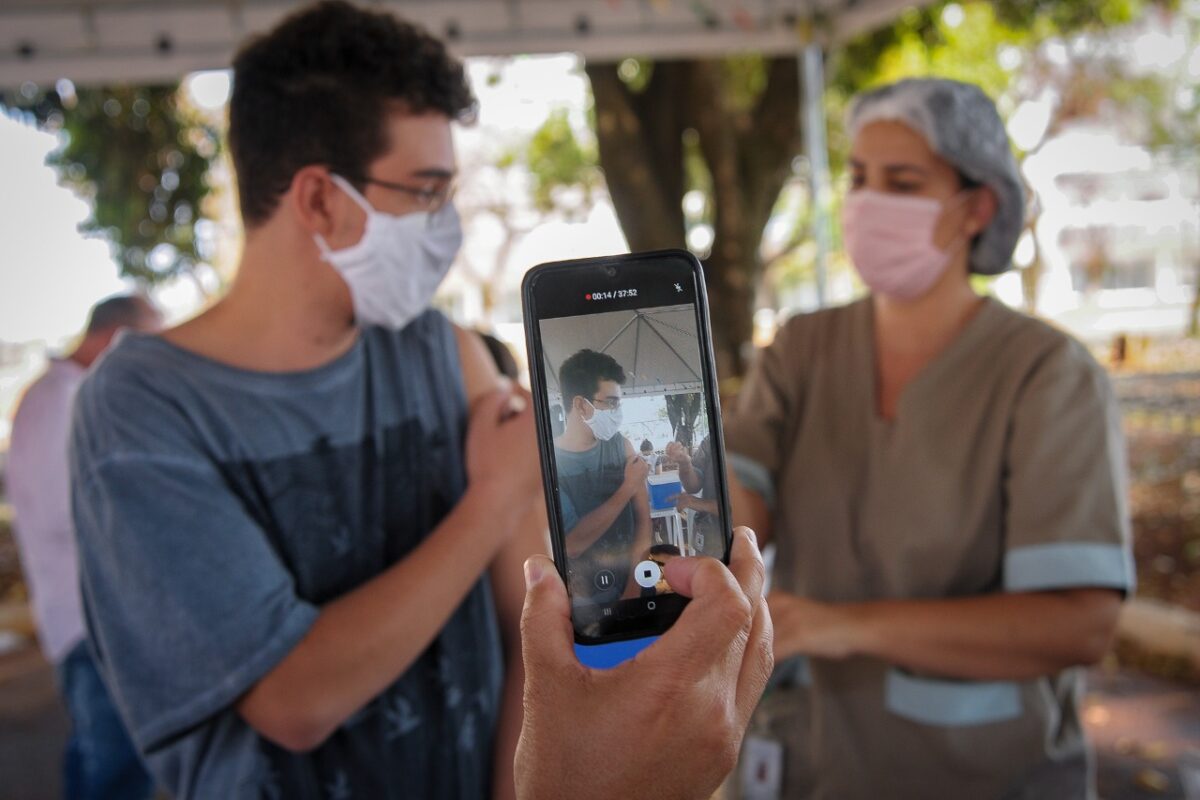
[524,559,545,590]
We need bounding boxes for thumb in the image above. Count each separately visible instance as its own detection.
[519,555,577,676]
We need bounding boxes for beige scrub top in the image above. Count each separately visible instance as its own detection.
[725,296,1133,800]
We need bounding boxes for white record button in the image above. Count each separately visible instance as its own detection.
[633,560,662,589]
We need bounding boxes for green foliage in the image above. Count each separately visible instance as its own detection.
[830,0,1163,117]
[820,0,1195,318]
[823,0,1183,172]
[616,58,654,92]
[525,109,599,216]
[2,83,218,284]
[721,55,771,114]
[990,0,1145,30]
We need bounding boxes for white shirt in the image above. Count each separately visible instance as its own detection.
[7,358,87,662]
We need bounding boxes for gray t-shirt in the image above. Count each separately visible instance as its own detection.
[70,311,503,799]
[553,434,635,604]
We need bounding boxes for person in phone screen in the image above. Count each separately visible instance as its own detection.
[552,349,653,604]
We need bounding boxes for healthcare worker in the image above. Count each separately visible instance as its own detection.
[726,78,1133,799]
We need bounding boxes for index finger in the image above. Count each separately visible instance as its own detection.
[725,526,766,603]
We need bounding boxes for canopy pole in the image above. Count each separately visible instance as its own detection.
[800,38,832,309]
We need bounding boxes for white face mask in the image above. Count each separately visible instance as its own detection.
[315,174,462,330]
[582,399,623,441]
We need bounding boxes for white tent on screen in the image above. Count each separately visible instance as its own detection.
[540,304,704,402]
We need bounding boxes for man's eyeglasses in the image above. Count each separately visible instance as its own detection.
[591,396,622,410]
[355,174,457,216]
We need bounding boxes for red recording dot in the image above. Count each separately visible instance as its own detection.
[585,293,592,300]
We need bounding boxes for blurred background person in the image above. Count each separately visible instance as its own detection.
[727,78,1134,799]
[638,438,661,472]
[478,330,520,381]
[666,437,718,516]
[666,436,720,554]
[7,293,161,800]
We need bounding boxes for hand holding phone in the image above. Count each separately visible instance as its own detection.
[513,527,773,800]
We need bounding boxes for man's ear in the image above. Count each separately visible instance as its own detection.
[966,186,998,238]
[290,165,341,238]
[571,395,588,419]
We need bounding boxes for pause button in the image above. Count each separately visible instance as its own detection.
[594,569,616,590]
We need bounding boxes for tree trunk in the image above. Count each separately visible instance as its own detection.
[587,62,689,252]
[586,58,802,381]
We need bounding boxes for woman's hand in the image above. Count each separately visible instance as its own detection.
[768,589,1122,681]
[669,492,720,516]
[767,591,867,662]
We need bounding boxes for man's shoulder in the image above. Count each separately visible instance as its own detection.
[77,334,177,413]
[364,310,471,407]
[72,334,204,465]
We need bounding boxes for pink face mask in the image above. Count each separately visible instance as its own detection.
[841,190,967,301]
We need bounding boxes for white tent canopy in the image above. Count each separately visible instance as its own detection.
[2,0,923,87]
[540,304,704,401]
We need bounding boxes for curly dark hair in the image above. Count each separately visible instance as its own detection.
[559,349,626,407]
[229,0,476,227]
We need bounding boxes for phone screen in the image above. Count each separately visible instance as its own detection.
[523,250,732,644]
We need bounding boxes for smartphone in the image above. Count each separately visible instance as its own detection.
[522,249,734,649]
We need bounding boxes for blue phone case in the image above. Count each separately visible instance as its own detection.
[574,637,659,669]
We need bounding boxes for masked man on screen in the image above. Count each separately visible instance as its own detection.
[552,349,653,604]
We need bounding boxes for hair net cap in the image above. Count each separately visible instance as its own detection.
[847,78,1025,276]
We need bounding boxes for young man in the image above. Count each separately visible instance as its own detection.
[551,349,652,604]
[8,294,160,799]
[69,4,543,797]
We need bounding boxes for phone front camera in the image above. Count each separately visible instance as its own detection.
[605,266,617,278]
